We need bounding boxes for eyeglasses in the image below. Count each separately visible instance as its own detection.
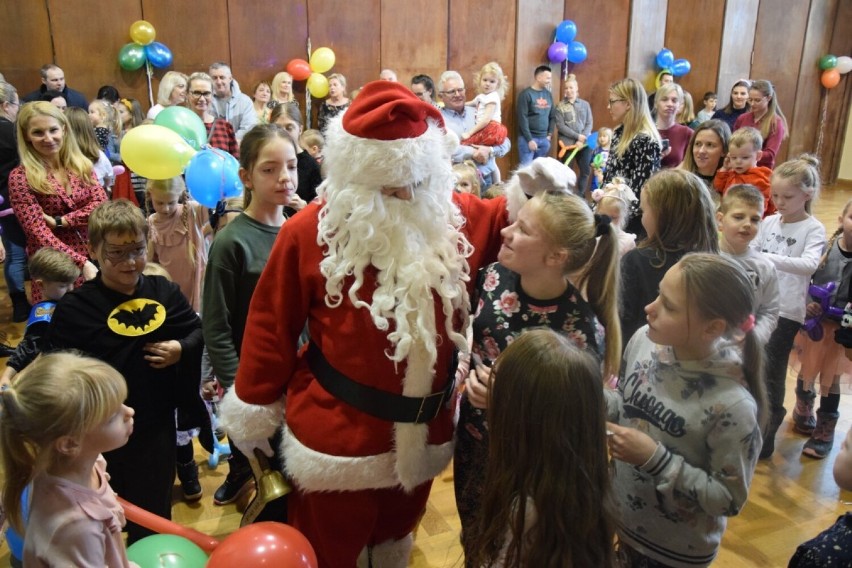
[440,88,465,96]
[102,241,147,264]
[190,90,213,98]
[608,98,626,106]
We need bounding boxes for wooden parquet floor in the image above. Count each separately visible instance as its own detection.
[1,185,852,566]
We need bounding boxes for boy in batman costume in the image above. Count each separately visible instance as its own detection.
[49,199,206,544]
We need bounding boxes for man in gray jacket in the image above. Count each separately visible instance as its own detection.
[209,62,257,141]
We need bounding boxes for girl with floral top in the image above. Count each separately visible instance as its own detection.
[454,191,621,556]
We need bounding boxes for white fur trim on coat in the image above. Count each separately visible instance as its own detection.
[219,388,284,443]
[356,534,414,568]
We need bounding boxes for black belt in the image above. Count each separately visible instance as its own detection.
[306,341,454,424]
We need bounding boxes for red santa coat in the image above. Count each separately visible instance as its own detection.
[228,192,510,492]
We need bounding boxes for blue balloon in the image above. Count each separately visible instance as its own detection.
[145,42,173,69]
[656,48,674,69]
[185,148,243,208]
[586,131,599,151]
[671,58,691,77]
[555,20,578,44]
[567,41,587,64]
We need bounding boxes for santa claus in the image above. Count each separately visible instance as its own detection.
[220,80,574,567]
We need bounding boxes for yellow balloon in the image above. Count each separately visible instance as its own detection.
[129,20,156,46]
[309,47,336,74]
[307,73,330,98]
[121,125,196,180]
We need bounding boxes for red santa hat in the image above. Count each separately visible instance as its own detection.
[343,81,446,140]
[322,81,457,190]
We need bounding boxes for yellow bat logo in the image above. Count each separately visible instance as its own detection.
[108,299,166,336]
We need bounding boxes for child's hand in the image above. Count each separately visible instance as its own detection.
[606,421,658,466]
[464,357,492,409]
[722,153,731,170]
[805,301,823,318]
[82,260,98,281]
[144,340,182,368]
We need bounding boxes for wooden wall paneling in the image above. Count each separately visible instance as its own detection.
[627,0,667,93]
[822,0,852,184]
[561,0,631,134]
[47,0,144,105]
[0,2,54,94]
[226,0,309,106]
[380,0,448,90]
[663,0,725,108]
[750,0,811,166]
[787,0,838,162]
[306,0,381,128]
[503,0,555,171]
[142,0,231,108]
[716,0,758,108]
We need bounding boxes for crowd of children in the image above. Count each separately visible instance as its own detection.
[0,66,850,568]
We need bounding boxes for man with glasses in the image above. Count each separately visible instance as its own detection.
[208,62,257,141]
[516,65,556,166]
[438,70,510,190]
[21,64,88,110]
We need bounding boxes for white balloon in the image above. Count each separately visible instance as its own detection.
[837,56,852,75]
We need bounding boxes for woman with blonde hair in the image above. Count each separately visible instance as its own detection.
[8,102,106,302]
[317,73,350,132]
[603,77,662,236]
[654,82,693,169]
[269,71,299,112]
[147,71,188,120]
[734,79,788,169]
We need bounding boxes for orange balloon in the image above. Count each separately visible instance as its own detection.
[117,497,220,554]
[207,522,317,568]
[822,69,841,89]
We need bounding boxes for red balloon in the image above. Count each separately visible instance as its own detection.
[117,497,220,554]
[822,69,841,89]
[286,59,312,81]
[207,522,317,568]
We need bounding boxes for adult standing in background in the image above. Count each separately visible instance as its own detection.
[734,79,788,169]
[187,72,238,158]
[147,71,188,121]
[208,62,257,141]
[516,65,555,166]
[679,119,731,190]
[8,102,105,303]
[654,83,693,169]
[0,82,30,321]
[647,69,673,115]
[21,65,88,110]
[317,74,350,133]
[410,74,438,106]
[712,80,750,132]
[379,69,398,82]
[603,78,661,236]
[555,73,593,196]
[269,72,300,116]
[439,71,510,191]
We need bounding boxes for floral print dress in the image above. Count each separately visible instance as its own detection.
[454,262,604,547]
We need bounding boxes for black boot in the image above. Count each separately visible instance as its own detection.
[176,460,203,501]
[10,292,30,323]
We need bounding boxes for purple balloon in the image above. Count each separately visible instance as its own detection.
[548,42,568,64]
[567,41,587,64]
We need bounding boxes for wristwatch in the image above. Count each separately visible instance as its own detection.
[54,216,63,228]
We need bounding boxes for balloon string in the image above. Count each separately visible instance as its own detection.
[306,37,312,129]
[146,62,154,109]
[816,87,828,160]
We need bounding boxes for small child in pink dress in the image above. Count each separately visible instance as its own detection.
[0,352,138,567]
[146,177,210,312]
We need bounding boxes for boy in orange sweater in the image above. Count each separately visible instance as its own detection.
[714,126,774,217]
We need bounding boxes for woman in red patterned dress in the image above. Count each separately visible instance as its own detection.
[8,101,106,302]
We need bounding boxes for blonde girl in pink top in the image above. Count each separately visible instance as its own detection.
[146,177,210,312]
[0,353,137,568]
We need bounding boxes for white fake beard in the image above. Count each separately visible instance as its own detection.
[317,181,473,369]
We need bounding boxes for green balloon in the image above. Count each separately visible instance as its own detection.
[154,106,209,151]
[119,43,147,71]
[819,54,838,71]
[126,534,208,568]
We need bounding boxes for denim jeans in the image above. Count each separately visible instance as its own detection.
[517,136,551,166]
[1,234,27,295]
